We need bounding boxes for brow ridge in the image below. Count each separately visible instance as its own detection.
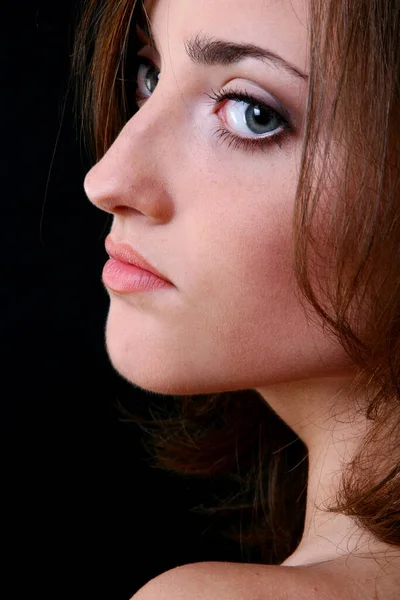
[185,34,308,81]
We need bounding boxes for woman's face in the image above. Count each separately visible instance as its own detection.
[84,0,352,396]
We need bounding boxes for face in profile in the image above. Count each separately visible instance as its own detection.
[84,0,353,396]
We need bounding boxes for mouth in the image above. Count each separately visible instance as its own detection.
[102,235,173,294]
[104,235,171,283]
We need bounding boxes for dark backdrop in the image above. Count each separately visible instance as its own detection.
[2,2,244,598]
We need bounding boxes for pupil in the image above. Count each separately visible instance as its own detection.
[245,105,278,134]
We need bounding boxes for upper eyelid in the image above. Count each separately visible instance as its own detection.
[136,25,161,62]
[226,89,291,125]
[136,24,154,49]
[137,44,159,61]
[210,89,293,130]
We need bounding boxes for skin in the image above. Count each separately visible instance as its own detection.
[84,0,400,596]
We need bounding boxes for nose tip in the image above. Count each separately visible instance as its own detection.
[83,166,108,215]
[83,153,175,223]
[83,166,100,206]
[83,170,92,201]
[82,89,177,223]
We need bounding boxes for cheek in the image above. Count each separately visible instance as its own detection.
[172,151,351,373]
[180,147,297,295]
[171,157,297,328]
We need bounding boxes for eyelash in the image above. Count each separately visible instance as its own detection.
[133,59,293,153]
[206,88,292,153]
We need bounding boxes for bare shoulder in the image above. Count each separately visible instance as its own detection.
[129,560,358,600]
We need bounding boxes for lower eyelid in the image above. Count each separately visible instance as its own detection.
[213,125,291,154]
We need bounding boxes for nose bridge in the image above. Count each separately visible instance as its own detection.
[84,84,180,221]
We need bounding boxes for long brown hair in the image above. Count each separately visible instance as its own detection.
[72,0,400,564]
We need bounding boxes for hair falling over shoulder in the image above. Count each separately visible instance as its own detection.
[72,0,400,564]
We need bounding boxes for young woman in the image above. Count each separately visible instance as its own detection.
[74,0,400,597]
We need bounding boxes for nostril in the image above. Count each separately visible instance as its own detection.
[111,205,144,217]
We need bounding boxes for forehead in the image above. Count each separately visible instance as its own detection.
[142,0,309,74]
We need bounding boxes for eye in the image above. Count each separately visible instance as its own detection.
[222,100,283,137]
[136,59,160,101]
[207,88,292,151]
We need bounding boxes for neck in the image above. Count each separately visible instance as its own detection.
[255,375,388,566]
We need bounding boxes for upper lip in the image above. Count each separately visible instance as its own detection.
[105,235,171,283]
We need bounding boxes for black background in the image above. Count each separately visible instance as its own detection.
[2,2,244,598]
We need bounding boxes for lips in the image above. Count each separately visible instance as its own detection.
[104,235,171,283]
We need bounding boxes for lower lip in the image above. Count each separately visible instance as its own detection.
[102,258,172,294]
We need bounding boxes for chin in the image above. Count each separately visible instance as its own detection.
[102,300,238,396]
[103,295,355,398]
[104,328,259,398]
[104,321,210,396]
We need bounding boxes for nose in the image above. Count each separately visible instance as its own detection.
[83,89,176,224]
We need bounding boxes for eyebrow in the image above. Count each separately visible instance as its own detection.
[184,34,308,81]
